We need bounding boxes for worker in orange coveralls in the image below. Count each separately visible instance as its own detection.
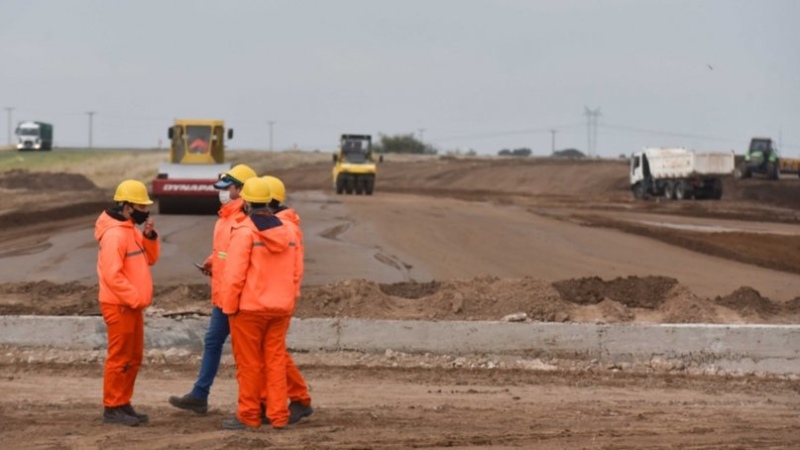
[95,179,160,427]
[221,177,299,430]
[261,175,313,424]
[168,164,257,414]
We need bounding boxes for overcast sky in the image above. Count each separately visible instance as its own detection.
[1,0,798,156]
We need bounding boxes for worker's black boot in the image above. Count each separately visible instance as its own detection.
[121,404,149,424]
[168,394,208,414]
[103,406,140,427]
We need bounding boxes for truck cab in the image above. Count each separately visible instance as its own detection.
[15,121,54,151]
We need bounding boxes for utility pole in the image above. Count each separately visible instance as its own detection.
[583,107,601,157]
[268,121,275,151]
[550,129,556,154]
[86,111,96,149]
[418,128,425,142]
[4,106,14,146]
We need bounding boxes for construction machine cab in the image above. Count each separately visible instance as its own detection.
[332,134,381,195]
[151,119,234,214]
[736,137,780,180]
[167,119,234,165]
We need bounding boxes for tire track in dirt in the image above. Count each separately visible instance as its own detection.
[319,219,414,281]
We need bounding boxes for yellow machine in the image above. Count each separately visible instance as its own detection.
[332,134,382,195]
[151,119,233,214]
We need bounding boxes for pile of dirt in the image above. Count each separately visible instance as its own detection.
[0,170,97,191]
[714,287,780,319]
[723,178,800,211]
[295,276,571,322]
[660,285,721,323]
[1,277,797,324]
[552,276,679,308]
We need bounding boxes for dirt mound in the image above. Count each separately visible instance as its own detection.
[0,281,98,315]
[660,285,721,323]
[723,178,800,210]
[2,277,797,324]
[714,287,780,318]
[294,276,570,321]
[0,170,97,191]
[0,200,109,231]
[552,276,679,308]
[0,281,212,316]
[379,280,441,299]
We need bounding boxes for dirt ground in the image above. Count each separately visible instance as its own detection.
[2,152,800,448]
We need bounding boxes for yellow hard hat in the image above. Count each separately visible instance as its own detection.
[262,175,286,203]
[240,177,271,203]
[113,180,153,205]
[214,164,257,189]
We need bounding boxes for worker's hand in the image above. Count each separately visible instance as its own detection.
[195,261,211,277]
[143,217,156,239]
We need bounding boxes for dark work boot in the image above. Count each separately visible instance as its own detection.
[289,401,314,424]
[121,404,149,424]
[168,394,208,414]
[222,416,258,431]
[103,406,140,427]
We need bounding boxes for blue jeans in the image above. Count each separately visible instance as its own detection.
[190,306,230,401]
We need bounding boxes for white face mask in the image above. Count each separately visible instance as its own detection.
[218,189,232,205]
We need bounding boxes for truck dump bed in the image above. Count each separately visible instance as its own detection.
[643,148,735,179]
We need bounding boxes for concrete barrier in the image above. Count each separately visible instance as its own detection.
[1,316,798,375]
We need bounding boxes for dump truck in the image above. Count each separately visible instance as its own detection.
[735,137,800,179]
[15,121,53,151]
[332,134,382,195]
[151,119,233,214]
[630,147,735,200]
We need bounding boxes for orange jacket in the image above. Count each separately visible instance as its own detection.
[205,198,246,308]
[221,209,298,316]
[95,210,159,309]
[274,206,304,298]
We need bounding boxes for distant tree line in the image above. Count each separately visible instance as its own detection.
[373,134,437,154]
[497,148,532,157]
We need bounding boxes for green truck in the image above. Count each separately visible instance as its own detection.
[15,121,54,151]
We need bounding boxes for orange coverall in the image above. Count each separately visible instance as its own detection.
[205,197,245,307]
[268,206,310,408]
[222,210,298,428]
[95,210,159,408]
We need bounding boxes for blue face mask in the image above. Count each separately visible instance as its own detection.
[131,208,149,225]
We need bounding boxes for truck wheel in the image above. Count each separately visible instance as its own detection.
[335,176,344,194]
[734,163,750,179]
[767,162,779,180]
[345,177,355,194]
[632,183,646,200]
[663,181,675,200]
[365,178,374,195]
[674,181,687,200]
[355,178,364,195]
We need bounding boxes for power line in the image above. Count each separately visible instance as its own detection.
[598,123,742,144]
[429,123,582,143]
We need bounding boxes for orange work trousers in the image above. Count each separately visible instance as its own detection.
[286,353,312,406]
[101,303,144,408]
[230,312,291,428]
[260,351,312,413]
